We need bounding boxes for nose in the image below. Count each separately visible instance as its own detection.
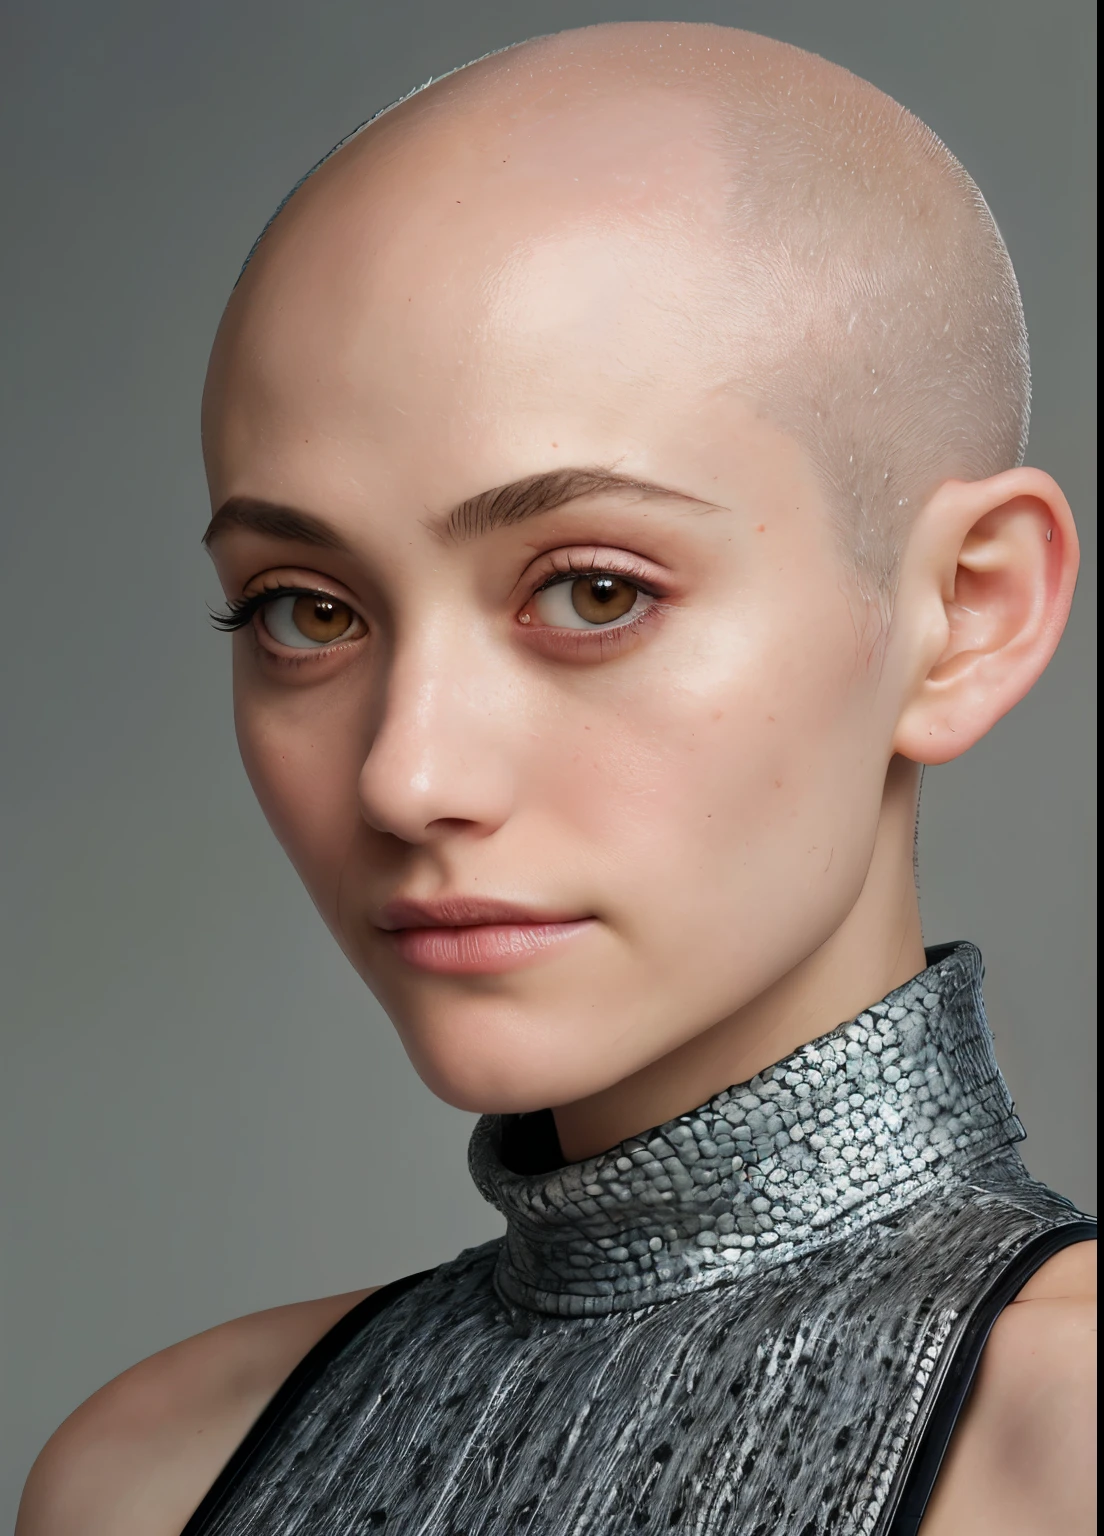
[357,634,516,845]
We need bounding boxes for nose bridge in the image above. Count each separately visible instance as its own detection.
[358,617,513,841]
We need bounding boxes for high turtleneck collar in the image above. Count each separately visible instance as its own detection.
[469,943,1026,1317]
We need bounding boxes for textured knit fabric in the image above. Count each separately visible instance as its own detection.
[185,944,1093,1535]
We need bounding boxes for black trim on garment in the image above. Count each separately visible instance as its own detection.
[887,1219,1097,1535]
[180,1268,436,1536]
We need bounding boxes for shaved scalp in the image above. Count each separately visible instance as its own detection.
[233,22,1030,595]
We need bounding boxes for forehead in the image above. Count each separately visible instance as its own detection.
[203,91,739,500]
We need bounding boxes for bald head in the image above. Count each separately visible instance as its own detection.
[214,22,1028,594]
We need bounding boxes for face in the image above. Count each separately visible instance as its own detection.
[202,107,906,1114]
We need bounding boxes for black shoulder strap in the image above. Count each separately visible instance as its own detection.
[888,1220,1096,1536]
[180,1268,435,1536]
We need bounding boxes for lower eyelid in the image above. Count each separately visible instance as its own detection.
[251,636,359,672]
[523,599,667,654]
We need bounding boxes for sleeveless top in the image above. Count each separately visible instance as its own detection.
[182,944,1094,1535]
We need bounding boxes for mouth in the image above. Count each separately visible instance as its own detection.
[375,897,595,975]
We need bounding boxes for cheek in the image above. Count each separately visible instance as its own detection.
[232,664,365,901]
[545,615,888,922]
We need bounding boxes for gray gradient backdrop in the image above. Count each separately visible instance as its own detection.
[2,0,1096,1521]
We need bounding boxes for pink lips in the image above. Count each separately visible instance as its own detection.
[376,897,594,975]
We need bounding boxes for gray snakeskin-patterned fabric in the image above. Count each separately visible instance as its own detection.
[190,944,1092,1535]
[472,941,1028,1317]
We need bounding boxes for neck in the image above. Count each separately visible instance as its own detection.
[553,757,925,1162]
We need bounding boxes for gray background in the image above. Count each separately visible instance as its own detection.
[1,0,1095,1522]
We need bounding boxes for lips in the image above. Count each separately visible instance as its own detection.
[375,896,594,975]
[377,896,582,931]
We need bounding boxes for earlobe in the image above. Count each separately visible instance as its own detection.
[893,469,1079,766]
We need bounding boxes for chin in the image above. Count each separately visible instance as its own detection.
[385,998,626,1117]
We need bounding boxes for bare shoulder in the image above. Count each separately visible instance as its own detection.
[921,1238,1097,1536]
[16,1285,377,1536]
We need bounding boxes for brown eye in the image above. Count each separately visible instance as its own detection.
[292,595,353,642]
[531,571,650,631]
[261,593,360,649]
[570,575,638,623]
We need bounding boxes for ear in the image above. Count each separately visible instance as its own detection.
[892,468,1079,766]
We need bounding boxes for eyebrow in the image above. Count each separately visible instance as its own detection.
[438,467,711,541]
[202,498,351,551]
[202,468,711,550]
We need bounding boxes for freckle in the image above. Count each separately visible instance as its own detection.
[551,442,559,448]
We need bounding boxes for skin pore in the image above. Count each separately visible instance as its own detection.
[18,22,1094,1536]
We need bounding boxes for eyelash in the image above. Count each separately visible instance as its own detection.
[530,550,660,600]
[208,585,323,633]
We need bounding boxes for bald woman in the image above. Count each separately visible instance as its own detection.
[19,23,1094,1536]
